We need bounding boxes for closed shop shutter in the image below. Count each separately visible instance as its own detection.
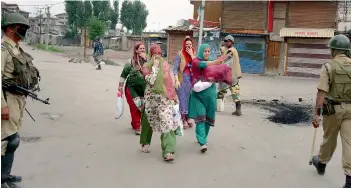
[288,1,337,28]
[222,1,267,30]
[233,37,266,74]
[286,38,330,78]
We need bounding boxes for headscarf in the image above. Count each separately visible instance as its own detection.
[181,36,195,63]
[131,42,146,68]
[197,43,212,61]
[142,44,176,100]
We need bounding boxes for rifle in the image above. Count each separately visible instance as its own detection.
[2,79,50,105]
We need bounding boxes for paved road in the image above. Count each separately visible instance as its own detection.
[12,44,345,188]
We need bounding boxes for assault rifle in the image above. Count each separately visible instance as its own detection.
[2,79,50,105]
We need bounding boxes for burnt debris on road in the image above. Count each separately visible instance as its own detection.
[244,99,314,125]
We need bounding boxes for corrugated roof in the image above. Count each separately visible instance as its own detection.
[280,28,335,38]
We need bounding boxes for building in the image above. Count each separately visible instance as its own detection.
[164,19,220,64]
[279,1,337,78]
[190,0,342,78]
[55,13,68,26]
[1,2,29,19]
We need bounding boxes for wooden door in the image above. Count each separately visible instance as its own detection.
[266,41,281,73]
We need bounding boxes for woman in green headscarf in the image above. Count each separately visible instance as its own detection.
[140,44,179,162]
[189,43,224,153]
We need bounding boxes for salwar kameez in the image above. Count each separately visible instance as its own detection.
[140,45,178,160]
[119,63,146,132]
[173,54,192,123]
[188,84,217,146]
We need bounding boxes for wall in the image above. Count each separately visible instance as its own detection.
[337,1,351,32]
[192,1,222,22]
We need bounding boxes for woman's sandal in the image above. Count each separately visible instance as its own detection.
[187,120,194,128]
[200,144,208,153]
[135,129,141,135]
[163,153,174,162]
[141,145,150,153]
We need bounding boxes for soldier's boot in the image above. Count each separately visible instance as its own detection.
[7,176,21,183]
[1,182,22,188]
[344,175,351,188]
[312,155,326,175]
[232,101,242,116]
[96,65,102,70]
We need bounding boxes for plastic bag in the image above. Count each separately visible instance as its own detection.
[193,81,212,92]
[115,92,124,119]
[216,99,224,112]
[173,104,184,136]
[115,76,129,119]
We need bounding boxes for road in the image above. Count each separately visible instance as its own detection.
[12,44,345,188]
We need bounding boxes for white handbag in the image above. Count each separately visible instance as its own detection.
[192,81,212,92]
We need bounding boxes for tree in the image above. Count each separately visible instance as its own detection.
[65,0,92,34]
[87,17,106,40]
[92,1,110,23]
[120,0,148,35]
[109,0,119,29]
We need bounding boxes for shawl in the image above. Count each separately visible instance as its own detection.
[142,44,176,100]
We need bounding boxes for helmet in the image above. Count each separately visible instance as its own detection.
[1,12,29,29]
[224,35,234,43]
[327,34,351,50]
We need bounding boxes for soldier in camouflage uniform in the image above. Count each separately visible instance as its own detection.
[311,34,351,188]
[1,12,40,188]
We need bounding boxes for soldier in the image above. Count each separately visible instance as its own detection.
[93,36,104,70]
[1,12,40,188]
[311,34,351,188]
[217,35,243,116]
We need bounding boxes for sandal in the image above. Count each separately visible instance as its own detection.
[141,145,150,153]
[135,129,141,135]
[182,121,189,130]
[187,120,194,128]
[163,153,174,162]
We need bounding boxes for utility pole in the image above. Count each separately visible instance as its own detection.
[45,5,51,50]
[198,0,206,50]
[38,8,44,44]
[83,5,87,59]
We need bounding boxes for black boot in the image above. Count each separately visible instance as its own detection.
[232,101,242,116]
[7,176,21,183]
[96,65,101,70]
[312,155,326,175]
[1,182,22,188]
[344,175,351,188]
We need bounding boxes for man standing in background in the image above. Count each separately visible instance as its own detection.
[93,36,104,70]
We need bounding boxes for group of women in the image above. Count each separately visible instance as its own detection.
[118,36,226,162]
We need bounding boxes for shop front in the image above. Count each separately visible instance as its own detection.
[222,33,267,74]
[280,28,335,78]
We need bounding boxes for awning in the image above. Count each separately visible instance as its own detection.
[280,28,335,38]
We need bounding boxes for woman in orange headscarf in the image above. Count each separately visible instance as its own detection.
[173,36,196,129]
[118,42,147,135]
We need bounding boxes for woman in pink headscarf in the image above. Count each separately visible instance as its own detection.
[139,44,179,162]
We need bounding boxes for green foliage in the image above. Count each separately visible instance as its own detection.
[92,1,110,23]
[87,17,106,40]
[109,0,119,29]
[65,0,92,34]
[120,0,148,35]
[35,43,64,53]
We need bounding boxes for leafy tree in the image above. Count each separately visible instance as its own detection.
[92,1,110,23]
[109,0,119,29]
[120,0,148,35]
[87,17,106,40]
[65,0,92,35]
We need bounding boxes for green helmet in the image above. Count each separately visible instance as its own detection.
[224,35,234,43]
[327,34,351,50]
[2,12,29,29]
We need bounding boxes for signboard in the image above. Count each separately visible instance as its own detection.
[280,28,334,38]
[188,19,220,28]
[223,33,266,37]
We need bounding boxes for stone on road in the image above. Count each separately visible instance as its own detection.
[14,44,344,188]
